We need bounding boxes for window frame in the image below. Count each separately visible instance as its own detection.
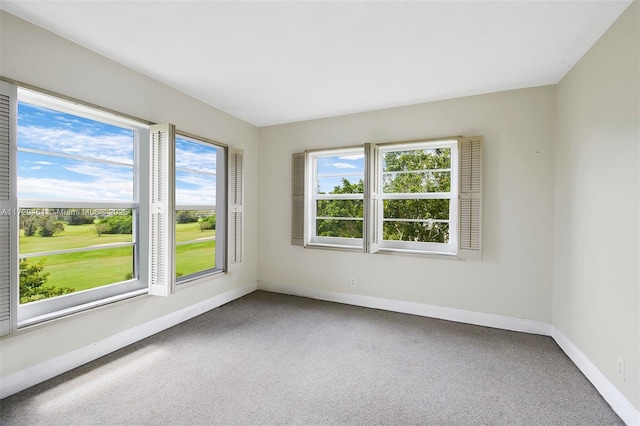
[294,136,481,258]
[306,147,365,249]
[15,88,150,326]
[1,80,244,336]
[174,132,226,284]
[377,140,459,255]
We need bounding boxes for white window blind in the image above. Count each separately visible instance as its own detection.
[458,136,483,259]
[228,148,244,265]
[149,123,176,296]
[0,81,17,336]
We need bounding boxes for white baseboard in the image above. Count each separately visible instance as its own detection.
[552,326,640,426]
[0,282,257,399]
[257,281,552,335]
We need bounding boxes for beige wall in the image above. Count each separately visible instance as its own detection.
[0,12,259,377]
[554,1,639,410]
[258,85,556,322]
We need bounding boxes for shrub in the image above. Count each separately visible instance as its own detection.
[19,259,75,304]
[37,216,65,237]
[97,214,132,235]
[198,214,216,231]
[176,210,198,224]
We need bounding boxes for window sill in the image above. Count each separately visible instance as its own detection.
[305,243,364,253]
[176,268,225,288]
[12,270,226,334]
[377,248,460,260]
[17,288,148,329]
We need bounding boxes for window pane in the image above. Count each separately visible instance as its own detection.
[175,171,216,206]
[383,171,450,193]
[18,102,134,164]
[176,137,217,174]
[18,207,135,304]
[383,148,451,172]
[317,176,364,194]
[317,200,363,218]
[383,199,449,221]
[175,133,218,280]
[317,219,363,238]
[316,152,364,194]
[176,240,216,277]
[20,246,134,304]
[18,151,134,201]
[383,221,449,244]
[175,209,216,278]
[19,208,133,254]
[175,137,217,206]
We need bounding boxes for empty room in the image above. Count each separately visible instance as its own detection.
[0,1,638,425]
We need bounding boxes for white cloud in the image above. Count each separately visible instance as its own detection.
[330,162,357,169]
[339,154,364,161]
[19,125,133,164]
[18,176,133,201]
[176,173,216,187]
[175,187,216,206]
[175,145,217,174]
[176,173,216,205]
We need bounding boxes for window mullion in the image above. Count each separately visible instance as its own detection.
[381,192,452,200]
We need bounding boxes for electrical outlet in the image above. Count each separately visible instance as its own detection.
[350,278,356,287]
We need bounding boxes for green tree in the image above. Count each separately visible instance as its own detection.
[22,217,37,237]
[382,148,451,243]
[95,222,110,237]
[96,214,132,234]
[19,259,75,304]
[198,214,216,232]
[37,215,65,237]
[317,148,452,243]
[65,210,96,225]
[317,178,364,238]
[176,210,198,224]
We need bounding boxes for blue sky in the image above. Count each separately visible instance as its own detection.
[316,152,364,194]
[17,102,216,206]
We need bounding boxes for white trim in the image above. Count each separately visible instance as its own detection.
[0,282,257,399]
[552,326,640,426]
[257,281,551,335]
[18,87,148,130]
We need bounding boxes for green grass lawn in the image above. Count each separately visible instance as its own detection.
[176,240,216,277]
[20,224,132,254]
[20,222,216,295]
[175,222,215,243]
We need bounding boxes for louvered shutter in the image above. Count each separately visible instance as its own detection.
[0,81,17,336]
[291,152,306,246]
[148,123,176,296]
[458,136,483,259]
[365,143,380,254]
[228,148,244,264]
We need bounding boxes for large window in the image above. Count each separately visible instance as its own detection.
[175,134,224,281]
[0,81,240,334]
[294,137,482,257]
[15,88,147,323]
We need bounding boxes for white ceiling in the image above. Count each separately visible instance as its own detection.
[0,1,632,127]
